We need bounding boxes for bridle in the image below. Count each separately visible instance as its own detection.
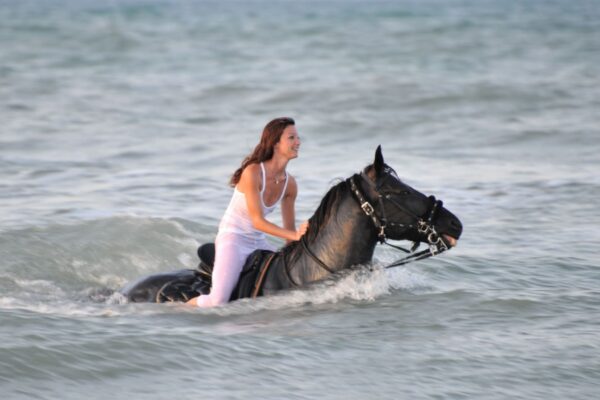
[299,171,449,275]
[349,171,449,269]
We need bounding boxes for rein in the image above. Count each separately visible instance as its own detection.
[299,173,449,275]
[301,236,335,274]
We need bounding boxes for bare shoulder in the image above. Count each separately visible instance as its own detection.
[240,163,260,181]
[239,163,261,191]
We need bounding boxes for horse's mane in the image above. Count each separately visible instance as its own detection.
[304,177,354,244]
[279,174,357,260]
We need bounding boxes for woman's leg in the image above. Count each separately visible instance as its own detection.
[196,234,251,308]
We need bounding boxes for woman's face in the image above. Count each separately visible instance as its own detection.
[275,125,301,160]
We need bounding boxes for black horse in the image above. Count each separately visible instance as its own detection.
[121,147,462,303]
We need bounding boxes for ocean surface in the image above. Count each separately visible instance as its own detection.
[1,0,599,399]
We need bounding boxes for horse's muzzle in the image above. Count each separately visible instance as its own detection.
[442,234,458,248]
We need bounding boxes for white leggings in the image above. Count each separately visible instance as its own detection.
[196,232,275,308]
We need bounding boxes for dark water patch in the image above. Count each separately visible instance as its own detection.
[105,150,154,161]
[5,103,32,111]
[183,116,220,125]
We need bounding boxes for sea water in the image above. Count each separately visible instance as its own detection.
[1,0,599,399]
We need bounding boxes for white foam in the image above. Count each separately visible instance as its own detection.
[187,264,433,316]
[12,278,67,302]
[0,260,434,318]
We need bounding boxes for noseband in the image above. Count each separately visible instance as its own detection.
[348,172,449,269]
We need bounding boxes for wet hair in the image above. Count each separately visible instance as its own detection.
[229,117,295,187]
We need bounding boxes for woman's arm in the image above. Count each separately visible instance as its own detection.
[281,176,298,244]
[238,164,304,242]
[281,176,309,243]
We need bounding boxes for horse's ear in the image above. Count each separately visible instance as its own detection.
[374,145,385,177]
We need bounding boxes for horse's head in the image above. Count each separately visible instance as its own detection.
[357,146,462,249]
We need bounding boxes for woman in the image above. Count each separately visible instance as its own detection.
[187,117,309,307]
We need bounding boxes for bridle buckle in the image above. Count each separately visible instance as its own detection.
[361,201,375,216]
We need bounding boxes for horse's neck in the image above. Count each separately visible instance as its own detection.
[307,195,378,274]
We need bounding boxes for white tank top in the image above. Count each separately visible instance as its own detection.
[218,162,289,238]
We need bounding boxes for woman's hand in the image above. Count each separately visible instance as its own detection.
[295,221,309,241]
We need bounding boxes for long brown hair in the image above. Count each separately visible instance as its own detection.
[229,117,295,187]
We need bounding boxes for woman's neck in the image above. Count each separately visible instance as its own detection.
[263,156,289,176]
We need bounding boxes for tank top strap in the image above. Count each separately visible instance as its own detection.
[277,170,289,204]
[259,162,266,194]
